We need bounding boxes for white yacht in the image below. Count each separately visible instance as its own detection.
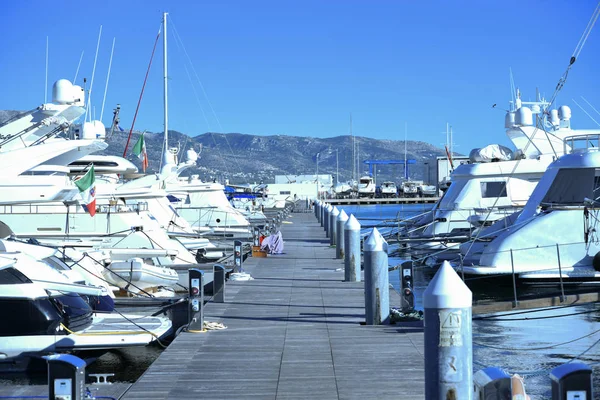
[461,133,600,280]
[334,181,354,199]
[0,253,171,364]
[403,95,579,252]
[380,181,397,198]
[357,175,375,198]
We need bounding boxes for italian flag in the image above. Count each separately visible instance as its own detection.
[133,133,149,172]
[75,165,96,217]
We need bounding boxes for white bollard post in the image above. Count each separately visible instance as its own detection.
[330,207,340,246]
[344,214,361,282]
[336,209,349,259]
[363,228,389,325]
[424,261,473,400]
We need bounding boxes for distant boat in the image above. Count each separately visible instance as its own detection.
[380,181,397,198]
[358,176,375,198]
[334,182,353,198]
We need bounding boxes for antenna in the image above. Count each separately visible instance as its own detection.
[84,25,103,122]
[163,12,169,156]
[73,51,84,84]
[404,122,408,180]
[509,67,516,108]
[100,37,116,122]
[44,36,48,103]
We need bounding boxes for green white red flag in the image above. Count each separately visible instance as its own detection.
[75,165,96,217]
[132,133,149,172]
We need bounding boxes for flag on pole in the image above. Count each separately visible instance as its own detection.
[132,133,149,172]
[75,165,96,217]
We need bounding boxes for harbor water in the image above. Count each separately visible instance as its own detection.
[340,203,600,399]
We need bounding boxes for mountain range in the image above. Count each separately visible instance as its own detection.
[1,109,449,184]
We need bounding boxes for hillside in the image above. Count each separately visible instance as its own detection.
[105,130,447,184]
[1,110,448,184]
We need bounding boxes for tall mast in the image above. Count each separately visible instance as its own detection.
[446,122,450,178]
[336,149,339,184]
[350,113,354,181]
[163,12,169,152]
[404,122,408,179]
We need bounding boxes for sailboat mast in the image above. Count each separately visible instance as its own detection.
[163,12,169,152]
[336,149,339,184]
[404,122,407,179]
[350,113,354,181]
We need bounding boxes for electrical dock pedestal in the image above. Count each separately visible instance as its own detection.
[122,212,425,399]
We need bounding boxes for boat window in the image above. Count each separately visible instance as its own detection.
[0,267,32,284]
[43,257,70,271]
[19,171,67,176]
[70,161,119,167]
[280,191,291,195]
[541,168,599,206]
[480,182,507,198]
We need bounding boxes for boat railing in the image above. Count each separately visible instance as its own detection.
[0,201,150,215]
[563,134,600,154]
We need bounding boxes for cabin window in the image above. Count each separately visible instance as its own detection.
[0,267,32,284]
[480,181,507,198]
[279,191,291,195]
[541,168,600,206]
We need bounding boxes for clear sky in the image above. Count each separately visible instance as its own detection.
[2,0,600,155]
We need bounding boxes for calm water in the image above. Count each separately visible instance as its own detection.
[339,203,600,399]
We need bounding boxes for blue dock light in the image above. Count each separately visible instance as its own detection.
[550,362,593,400]
[473,367,511,400]
[45,354,86,400]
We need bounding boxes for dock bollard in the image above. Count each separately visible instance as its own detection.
[344,214,361,282]
[423,260,472,400]
[320,202,325,227]
[324,204,331,237]
[330,207,340,246]
[314,200,319,219]
[363,228,389,325]
[213,264,226,303]
[336,209,349,259]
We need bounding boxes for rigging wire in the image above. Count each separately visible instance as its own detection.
[123,23,162,158]
[169,16,244,180]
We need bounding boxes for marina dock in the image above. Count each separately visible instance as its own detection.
[122,212,425,399]
[325,197,438,206]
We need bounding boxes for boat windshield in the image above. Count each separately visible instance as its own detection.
[540,168,600,207]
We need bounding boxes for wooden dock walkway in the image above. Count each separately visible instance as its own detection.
[122,212,425,400]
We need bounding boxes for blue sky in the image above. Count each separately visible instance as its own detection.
[1,0,600,155]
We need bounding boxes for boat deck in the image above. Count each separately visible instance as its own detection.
[122,212,425,399]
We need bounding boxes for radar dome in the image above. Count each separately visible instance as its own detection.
[558,105,572,120]
[504,112,516,128]
[52,79,74,104]
[515,107,533,126]
[81,121,106,139]
[186,148,198,163]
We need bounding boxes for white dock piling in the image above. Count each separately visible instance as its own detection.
[330,207,340,246]
[344,214,361,282]
[336,209,349,259]
[363,228,389,325]
[423,260,472,400]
